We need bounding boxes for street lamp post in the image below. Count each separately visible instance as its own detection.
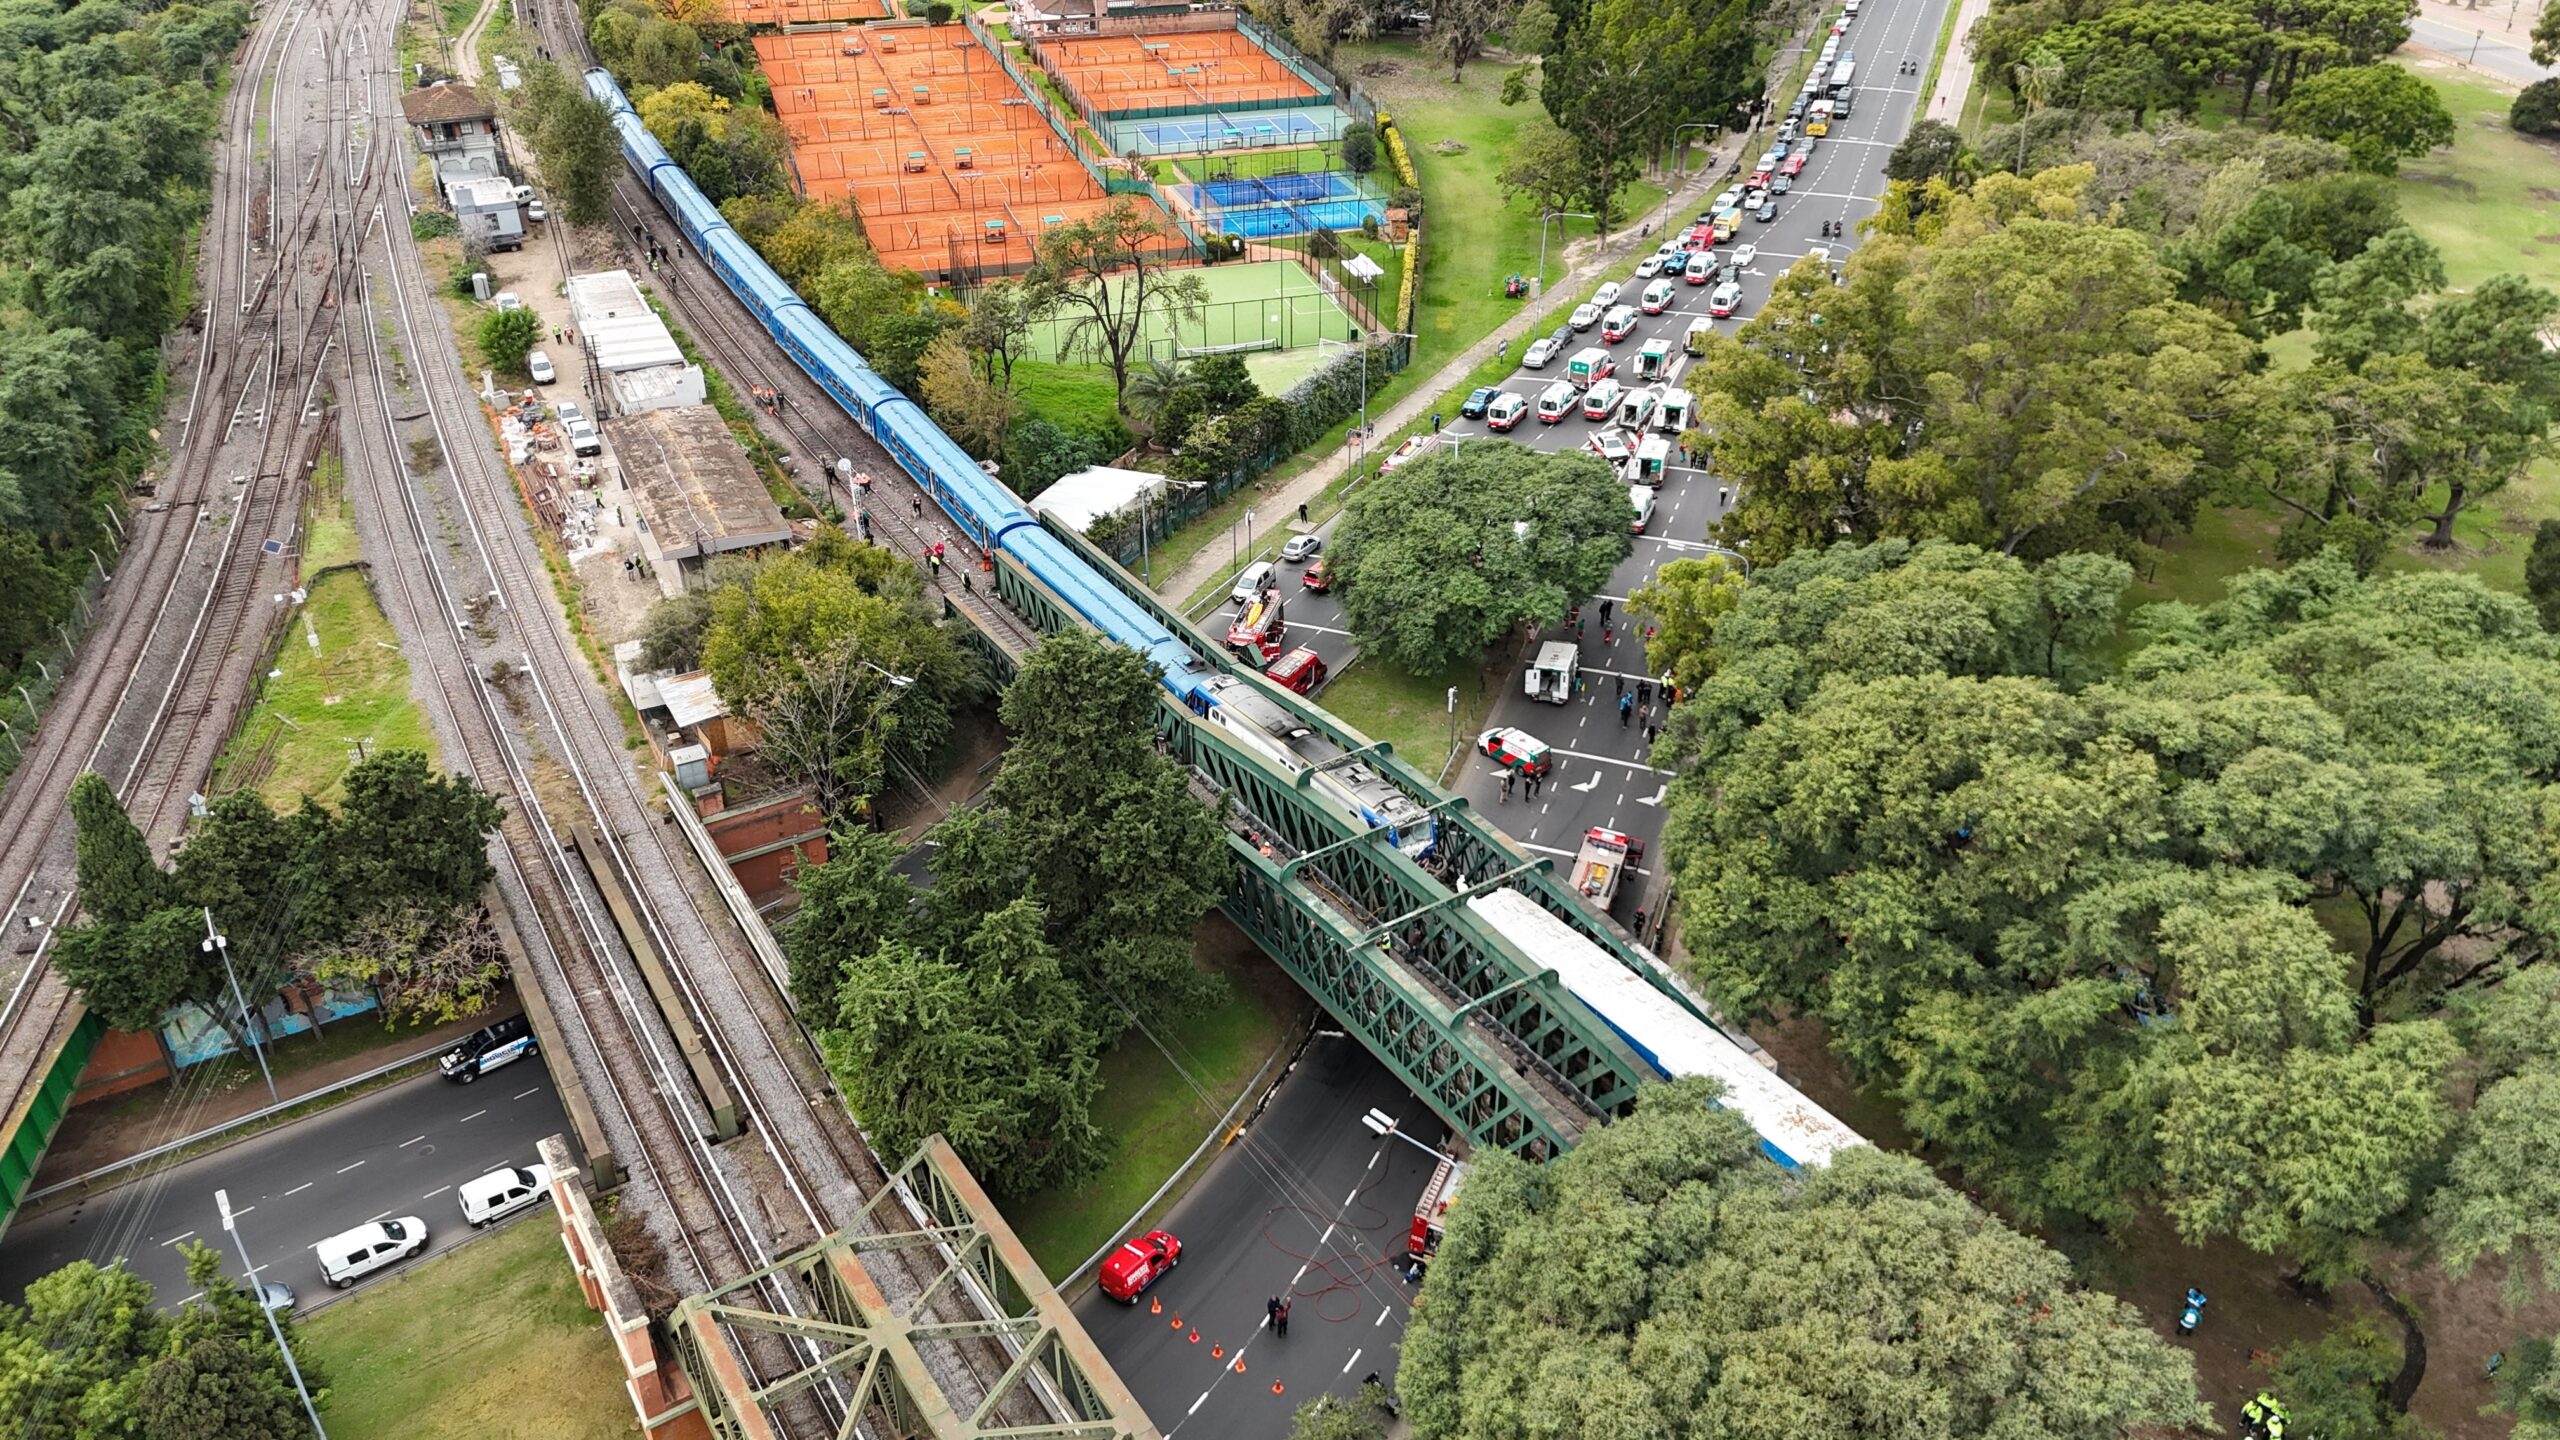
[1318,331,1418,487]
[201,908,276,1105]
[215,1188,327,1437]
[1536,210,1597,332]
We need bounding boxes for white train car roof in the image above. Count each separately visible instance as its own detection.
[1467,887,1865,1168]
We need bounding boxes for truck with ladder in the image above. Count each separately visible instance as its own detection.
[1569,826,1645,910]
[1409,1154,1469,1261]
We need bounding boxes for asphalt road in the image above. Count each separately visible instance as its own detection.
[2411,9,2560,86]
[0,1060,571,1313]
[1075,1033,1443,1440]
[1211,0,1955,928]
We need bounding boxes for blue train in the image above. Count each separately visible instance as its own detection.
[584,68,1437,859]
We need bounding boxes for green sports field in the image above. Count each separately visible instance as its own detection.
[1021,259,1356,364]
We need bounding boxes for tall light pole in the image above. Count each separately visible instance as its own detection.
[215,1188,327,1437]
[1536,210,1596,331]
[1663,123,1716,230]
[202,909,275,1104]
[1319,331,1417,485]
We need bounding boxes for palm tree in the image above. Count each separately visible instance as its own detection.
[1122,356,1188,442]
[2013,49,2066,173]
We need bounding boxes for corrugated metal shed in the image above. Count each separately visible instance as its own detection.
[566,269,684,373]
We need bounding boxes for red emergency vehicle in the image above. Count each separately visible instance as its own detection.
[1409,1156,1469,1261]
[1226,588,1287,663]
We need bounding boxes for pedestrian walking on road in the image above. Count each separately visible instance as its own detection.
[1614,672,1625,698]
[1501,770,1515,801]
[1619,693,1634,727]
[1528,771,1543,798]
[912,496,924,519]
[1268,1297,1290,1336]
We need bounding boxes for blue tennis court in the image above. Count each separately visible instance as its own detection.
[1198,196,1385,239]
[1104,104,1352,156]
[1188,172,1362,208]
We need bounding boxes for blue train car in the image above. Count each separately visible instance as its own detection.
[582,65,1425,852]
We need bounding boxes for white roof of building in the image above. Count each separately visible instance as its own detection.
[447,175,517,209]
[658,672,728,729]
[1030,465,1165,534]
[565,269,683,372]
[614,641,670,711]
[608,362,704,409]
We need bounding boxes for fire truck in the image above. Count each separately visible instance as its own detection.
[1226,586,1287,664]
[1409,1155,1470,1262]
[1569,826,1646,910]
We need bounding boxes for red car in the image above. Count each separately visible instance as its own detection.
[1099,1230,1182,1303]
[1783,153,1809,177]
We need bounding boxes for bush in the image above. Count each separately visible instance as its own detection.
[2515,78,2560,135]
[923,0,953,18]
[1340,120,1378,175]
[411,210,458,240]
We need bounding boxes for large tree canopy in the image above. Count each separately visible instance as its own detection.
[1400,1078,2208,1440]
[1331,443,1634,675]
[1662,543,2551,1269]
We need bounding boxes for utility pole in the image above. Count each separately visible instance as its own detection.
[216,1189,327,1437]
[203,908,277,1104]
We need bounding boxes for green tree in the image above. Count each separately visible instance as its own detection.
[1506,0,1558,54]
[1399,1079,2208,1440]
[1026,199,1209,410]
[1289,1385,1395,1440]
[51,905,197,1032]
[818,896,1105,1192]
[1884,117,1965,183]
[328,749,501,921]
[2276,64,2456,174]
[477,305,542,375]
[1490,119,1588,219]
[981,626,1228,1019]
[515,61,617,226]
[2496,1334,2560,1440]
[1427,0,1505,80]
[697,528,972,819]
[1626,556,1740,697]
[918,330,1015,459]
[2526,519,2560,631]
[2308,226,2446,371]
[782,827,912,1027]
[70,770,168,923]
[956,277,1038,386]
[1330,444,1632,675]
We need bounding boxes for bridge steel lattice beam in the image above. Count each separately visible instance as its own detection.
[665,1137,1160,1440]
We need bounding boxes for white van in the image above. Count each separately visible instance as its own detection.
[1525,640,1579,703]
[1231,561,1276,608]
[1616,386,1658,430]
[1684,250,1716,285]
[459,1163,554,1227]
[1640,278,1677,314]
[316,1217,428,1288]
[1634,434,1671,485]
[1657,388,1695,434]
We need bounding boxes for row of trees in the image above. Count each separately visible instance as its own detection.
[780,628,1228,1193]
[1970,0,2415,126]
[0,0,250,684]
[0,1249,323,1438]
[1640,539,2560,1418]
[59,753,504,1038]
[1698,160,2556,569]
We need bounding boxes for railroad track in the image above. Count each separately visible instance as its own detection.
[0,0,394,1125]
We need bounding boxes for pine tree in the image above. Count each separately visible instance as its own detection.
[69,771,168,924]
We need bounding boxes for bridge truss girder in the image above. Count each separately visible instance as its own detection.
[667,1137,1159,1440]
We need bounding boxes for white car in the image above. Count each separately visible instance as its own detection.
[526,198,548,223]
[556,401,602,457]
[1523,336,1563,369]
[316,1217,427,1288]
[1713,186,1745,213]
[1636,253,1668,278]
[459,1163,554,1227]
[1732,244,1759,269]
[1587,430,1635,468]
[492,291,523,313]
[1569,301,1603,331]
[1593,281,1623,309]
[1280,534,1323,563]
[527,349,556,384]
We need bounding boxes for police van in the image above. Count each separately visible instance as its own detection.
[439,1014,538,1084]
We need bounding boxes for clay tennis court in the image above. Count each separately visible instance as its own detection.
[1036,28,1319,116]
[757,25,1182,278]
[716,0,891,24]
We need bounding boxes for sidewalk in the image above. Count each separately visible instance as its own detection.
[1928,0,1992,123]
[1153,151,1755,608]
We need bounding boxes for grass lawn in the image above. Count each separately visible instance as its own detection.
[1012,359,1126,435]
[302,1215,638,1440]
[1171,146,1346,184]
[1007,936,1299,1280]
[212,564,439,807]
[2122,60,2560,622]
[1314,650,1508,781]
[2394,59,2560,293]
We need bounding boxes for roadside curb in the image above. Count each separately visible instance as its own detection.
[1056,1008,1316,1299]
[14,1039,460,1221]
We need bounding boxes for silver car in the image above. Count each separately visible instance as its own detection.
[1569,302,1603,331]
[1523,336,1563,368]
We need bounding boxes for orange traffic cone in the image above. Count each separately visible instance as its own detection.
[1212,1344,1225,1359]
[1150,1297,1162,1315]
[1233,1356,1247,1374]
[1170,1313,1183,1330]
[1272,1382,1286,1395]
[1188,1330,1200,1344]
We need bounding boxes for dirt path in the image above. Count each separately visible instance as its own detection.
[452,0,500,83]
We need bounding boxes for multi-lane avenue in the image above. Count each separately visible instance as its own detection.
[1208,0,1956,937]
[0,1063,572,1312]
